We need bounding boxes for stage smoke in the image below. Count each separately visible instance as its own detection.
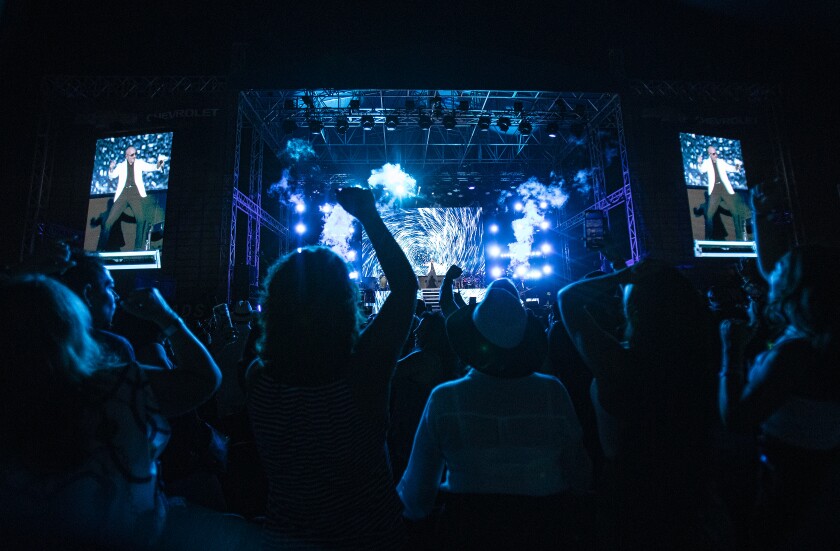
[320,204,356,261]
[267,168,291,197]
[573,169,593,196]
[284,139,316,162]
[368,163,417,202]
[503,177,568,275]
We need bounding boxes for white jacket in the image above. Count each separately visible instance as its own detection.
[108,159,159,200]
[699,157,739,195]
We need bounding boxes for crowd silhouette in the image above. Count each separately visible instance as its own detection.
[1,184,838,550]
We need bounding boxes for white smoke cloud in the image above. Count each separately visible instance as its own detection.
[368,163,417,201]
[573,169,593,196]
[319,204,356,260]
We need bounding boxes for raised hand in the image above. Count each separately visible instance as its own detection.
[109,160,116,171]
[121,288,179,327]
[445,265,463,280]
[336,187,378,221]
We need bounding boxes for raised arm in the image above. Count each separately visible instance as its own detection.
[438,264,462,317]
[557,270,628,378]
[339,188,418,373]
[120,287,221,417]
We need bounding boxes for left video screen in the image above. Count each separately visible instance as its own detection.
[84,132,173,268]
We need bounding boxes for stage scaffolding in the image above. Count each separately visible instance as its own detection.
[230,88,639,294]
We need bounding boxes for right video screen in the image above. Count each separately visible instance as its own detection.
[679,132,756,258]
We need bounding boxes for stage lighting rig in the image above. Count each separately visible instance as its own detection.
[419,113,432,130]
[335,117,349,134]
[497,117,511,132]
[308,118,323,134]
[518,119,532,135]
[442,113,456,130]
[361,114,374,130]
[385,114,399,130]
[546,121,559,137]
[478,115,491,131]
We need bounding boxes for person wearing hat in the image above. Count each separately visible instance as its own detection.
[397,279,592,548]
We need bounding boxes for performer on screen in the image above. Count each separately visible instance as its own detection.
[96,146,164,251]
[697,146,749,241]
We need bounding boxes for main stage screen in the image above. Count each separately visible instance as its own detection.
[361,207,485,281]
[84,132,173,267]
[679,132,756,258]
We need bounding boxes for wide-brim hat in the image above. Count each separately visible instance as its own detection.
[446,280,546,376]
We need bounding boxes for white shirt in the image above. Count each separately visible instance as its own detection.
[397,369,590,520]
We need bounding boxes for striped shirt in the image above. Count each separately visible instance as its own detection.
[249,371,406,549]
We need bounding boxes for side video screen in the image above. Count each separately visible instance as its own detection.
[84,132,173,268]
[679,132,755,258]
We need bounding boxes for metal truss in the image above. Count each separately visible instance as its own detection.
[42,75,226,100]
[21,112,53,260]
[238,89,615,167]
[628,79,778,103]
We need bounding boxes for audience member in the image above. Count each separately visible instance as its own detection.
[719,244,840,549]
[558,259,727,549]
[388,311,461,482]
[398,279,591,549]
[0,274,223,548]
[246,187,418,549]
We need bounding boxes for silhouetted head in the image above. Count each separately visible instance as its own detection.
[623,260,714,358]
[0,275,104,470]
[60,252,120,330]
[259,247,363,379]
[768,245,840,342]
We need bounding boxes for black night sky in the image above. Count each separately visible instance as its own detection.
[1,0,838,263]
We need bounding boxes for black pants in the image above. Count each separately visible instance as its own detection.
[704,186,747,241]
[98,186,148,250]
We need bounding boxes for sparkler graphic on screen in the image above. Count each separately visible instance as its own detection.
[361,207,484,277]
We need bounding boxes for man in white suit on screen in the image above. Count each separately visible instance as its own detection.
[697,145,748,241]
[97,146,163,251]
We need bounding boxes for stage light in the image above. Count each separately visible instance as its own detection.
[419,114,432,130]
[405,99,416,110]
[295,202,306,213]
[468,185,476,190]
[320,204,333,213]
[497,117,511,132]
[282,118,298,134]
[540,243,552,254]
[349,99,360,110]
[514,202,523,212]
[394,183,407,197]
[489,223,499,234]
[308,119,323,134]
[542,265,553,275]
[294,223,307,235]
[528,270,542,280]
[546,121,559,138]
[513,101,523,114]
[518,119,532,135]
[346,250,357,261]
[540,201,548,209]
[478,115,491,131]
[540,220,550,230]
[361,115,374,130]
[302,95,314,107]
[385,114,399,130]
[490,266,504,278]
[442,113,456,130]
[488,245,502,258]
[458,99,470,111]
[570,122,586,139]
[349,271,359,280]
[516,265,528,277]
[335,117,349,134]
